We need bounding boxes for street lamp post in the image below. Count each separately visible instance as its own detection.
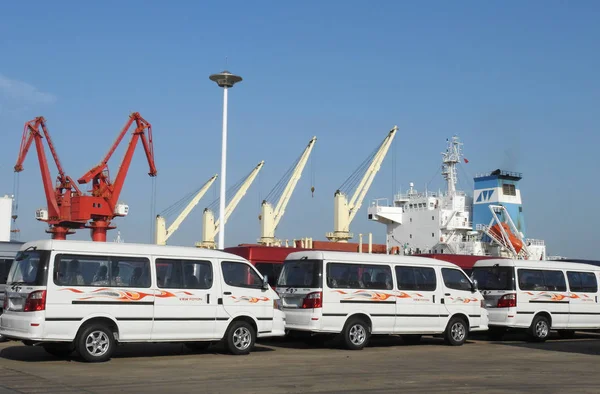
[209,70,242,249]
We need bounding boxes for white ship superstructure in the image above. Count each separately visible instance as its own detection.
[368,137,546,260]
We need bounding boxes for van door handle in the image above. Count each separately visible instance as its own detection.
[445,293,451,296]
[224,292,232,295]
[433,295,435,303]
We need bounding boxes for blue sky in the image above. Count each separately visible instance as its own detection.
[0,1,598,258]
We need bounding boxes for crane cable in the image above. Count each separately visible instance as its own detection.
[11,172,20,239]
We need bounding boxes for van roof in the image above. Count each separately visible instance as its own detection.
[285,250,461,268]
[20,239,246,261]
[473,258,600,271]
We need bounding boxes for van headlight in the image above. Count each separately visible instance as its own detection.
[273,298,283,311]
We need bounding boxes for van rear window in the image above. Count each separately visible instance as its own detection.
[7,249,50,286]
[471,266,515,291]
[277,259,322,288]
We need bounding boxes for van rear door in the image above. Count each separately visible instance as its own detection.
[276,259,323,309]
[471,265,516,308]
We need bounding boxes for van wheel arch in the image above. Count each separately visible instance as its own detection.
[77,317,120,343]
[224,316,258,339]
[345,313,372,332]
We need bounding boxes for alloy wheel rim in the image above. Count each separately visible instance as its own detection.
[536,321,549,338]
[233,327,252,350]
[349,324,366,346]
[85,331,110,357]
[451,322,466,342]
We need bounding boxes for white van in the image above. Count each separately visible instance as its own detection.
[276,251,488,349]
[472,259,600,341]
[0,240,285,362]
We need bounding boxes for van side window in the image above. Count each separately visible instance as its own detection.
[518,269,566,292]
[396,266,436,291]
[54,254,151,288]
[156,259,213,289]
[567,271,598,293]
[222,261,262,289]
[441,268,472,291]
[0,259,13,284]
[327,263,392,290]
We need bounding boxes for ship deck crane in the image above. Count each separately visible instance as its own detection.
[259,136,317,246]
[196,161,264,249]
[155,174,218,245]
[14,112,157,242]
[326,125,398,242]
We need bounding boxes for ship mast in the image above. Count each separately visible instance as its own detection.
[441,136,462,196]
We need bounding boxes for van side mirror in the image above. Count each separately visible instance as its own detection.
[262,275,269,290]
[471,279,479,293]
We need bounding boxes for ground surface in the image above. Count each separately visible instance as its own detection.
[0,331,598,393]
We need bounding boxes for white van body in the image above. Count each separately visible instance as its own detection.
[0,240,285,361]
[277,251,487,349]
[472,259,600,341]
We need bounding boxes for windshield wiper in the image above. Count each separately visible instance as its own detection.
[8,281,31,289]
[15,246,37,261]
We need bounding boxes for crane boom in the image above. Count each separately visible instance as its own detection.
[13,117,84,239]
[155,174,218,245]
[259,136,317,245]
[326,125,398,242]
[196,161,264,249]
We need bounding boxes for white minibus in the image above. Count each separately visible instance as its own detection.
[0,240,285,362]
[472,259,600,341]
[276,251,488,349]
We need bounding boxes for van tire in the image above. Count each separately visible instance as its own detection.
[43,343,74,358]
[225,321,255,355]
[444,317,468,346]
[527,315,550,342]
[558,330,575,339]
[342,317,370,350]
[76,323,115,362]
[401,335,422,345]
[184,342,212,352]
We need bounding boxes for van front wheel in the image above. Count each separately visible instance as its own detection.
[444,317,468,346]
[225,321,255,355]
[342,318,370,350]
[76,324,115,362]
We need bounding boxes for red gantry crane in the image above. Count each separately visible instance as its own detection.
[14,112,157,242]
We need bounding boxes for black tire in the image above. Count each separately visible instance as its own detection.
[75,323,115,363]
[184,342,212,352]
[342,317,370,350]
[401,334,422,345]
[558,329,576,339]
[487,327,506,341]
[527,315,550,342]
[444,316,468,346]
[225,320,256,355]
[42,343,74,358]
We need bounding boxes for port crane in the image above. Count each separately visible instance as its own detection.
[14,112,157,241]
[326,126,398,242]
[258,136,316,246]
[155,174,218,245]
[196,161,264,249]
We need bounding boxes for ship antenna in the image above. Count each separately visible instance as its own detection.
[441,136,462,196]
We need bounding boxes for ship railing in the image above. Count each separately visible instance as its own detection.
[370,198,390,207]
[525,238,545,246]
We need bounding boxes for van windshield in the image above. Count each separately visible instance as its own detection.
[277,259,322,288]
[471,266,515,290]
[6,249,50,286]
